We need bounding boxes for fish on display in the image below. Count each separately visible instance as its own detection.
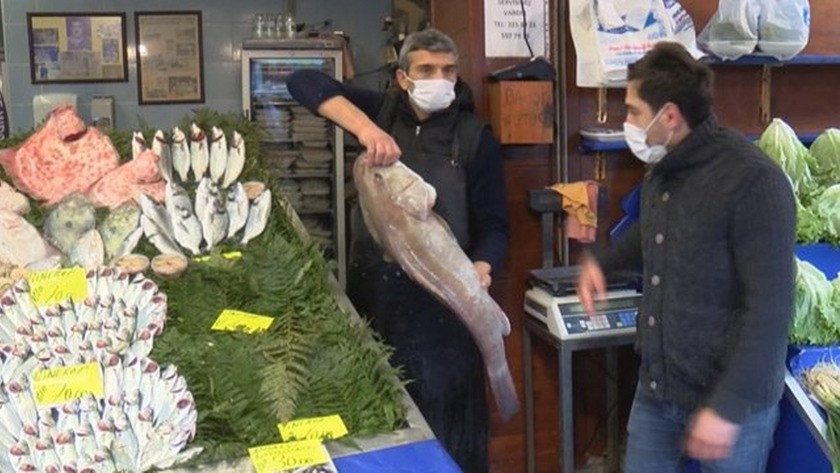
[171,127,190,183]
[194,177,215,223]
[0,179,30,215]
[131,131,147,160]
[222,131,245,189]
[353,157,519,421]
[208,126,228,183]
[240,189,271,245]
[43,193,97,256]
[225,182,250,238]
[98,201,142,263]
[164,183,202,255]
[189,123,209,181]
[69,229,105,269]
[200,196,229,251]
[152,130,173,183]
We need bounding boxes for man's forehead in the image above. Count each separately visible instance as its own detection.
[407,50,457,66]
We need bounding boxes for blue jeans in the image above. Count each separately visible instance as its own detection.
[624,384,779,473]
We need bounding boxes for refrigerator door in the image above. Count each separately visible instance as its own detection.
[242,49,346,287]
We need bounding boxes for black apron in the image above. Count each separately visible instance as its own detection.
[347,92,488,472]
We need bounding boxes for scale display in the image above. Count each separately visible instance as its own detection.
[524,287,641,340]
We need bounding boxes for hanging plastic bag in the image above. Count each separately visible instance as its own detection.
[757,0,810,60]
[697,0,761,60]
[569,0,702,87]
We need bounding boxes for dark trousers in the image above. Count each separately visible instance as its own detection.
[348,261,489,473]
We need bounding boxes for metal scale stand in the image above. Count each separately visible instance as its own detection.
[522,189,642,473]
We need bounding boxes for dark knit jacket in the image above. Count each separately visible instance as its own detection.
[593,115,796,423]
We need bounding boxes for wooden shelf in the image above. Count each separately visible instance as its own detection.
[580,132,821,153]
[703,54,840,67]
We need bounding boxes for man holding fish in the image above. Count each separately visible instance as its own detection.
[289,28,509,472]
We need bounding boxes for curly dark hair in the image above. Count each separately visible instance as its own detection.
[627,42,714,128]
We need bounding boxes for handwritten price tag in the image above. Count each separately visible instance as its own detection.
[27,267,87,307]
[31,362,103,407]
[248,439,328,473]
[278,414,348,441]
[211,309,274,334]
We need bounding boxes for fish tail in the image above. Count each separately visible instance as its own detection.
[488,365,519,421]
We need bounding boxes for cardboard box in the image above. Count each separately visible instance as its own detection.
[488,81,554,144]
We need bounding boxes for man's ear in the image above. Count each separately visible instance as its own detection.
[395,69,411,92]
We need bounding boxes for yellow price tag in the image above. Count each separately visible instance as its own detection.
[278,414,349,441]
[193,251,243,263]
[27,267,87,307]
[211,309,274,334]
[31,362,103,407]
[248,439,328,473]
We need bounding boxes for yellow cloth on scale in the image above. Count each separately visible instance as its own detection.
[548,181,598,243]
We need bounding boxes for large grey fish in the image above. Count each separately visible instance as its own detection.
[152,130,173,183]
[171,127,190,183]
[225,182,249,238]
[189,123,209,181]
[240,189,271,245]
[43,193,97,256]
[222,131,245,189]
[164,183,202,255]
[141,215,183,256]
[353,158,519,421]
[208,126,227,183]
[98,201,141,262]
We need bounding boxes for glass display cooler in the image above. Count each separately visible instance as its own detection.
[241,39,346,286]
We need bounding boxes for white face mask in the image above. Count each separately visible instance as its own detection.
[405,76,456,113]
[623,107,672,164]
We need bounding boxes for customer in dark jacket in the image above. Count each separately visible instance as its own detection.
[576,41,795,472]
[288,28,509,472]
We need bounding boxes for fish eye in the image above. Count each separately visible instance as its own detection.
[373,173,383,182]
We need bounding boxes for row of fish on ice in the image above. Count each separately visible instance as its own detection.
[0,267,200,472]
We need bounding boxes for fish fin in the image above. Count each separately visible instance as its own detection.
[488,365,519,422]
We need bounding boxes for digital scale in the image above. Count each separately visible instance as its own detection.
[523,266,643,341]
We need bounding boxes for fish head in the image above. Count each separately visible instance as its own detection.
[377,162,436,220]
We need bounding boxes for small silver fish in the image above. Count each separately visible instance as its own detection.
[194,177,214,224]
[152,129,173,183]
[201,196,229,251]
[69,228,105,270]
[241,189,272,245]
[131,131,147,160]
[209,126,228,183]
[171,127,190,182]
[165,183,202,255]
[225,182,250,238]
[189,123,209,181]
[222,131,245,188]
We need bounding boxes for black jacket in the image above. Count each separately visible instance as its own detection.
[593,116,796,423]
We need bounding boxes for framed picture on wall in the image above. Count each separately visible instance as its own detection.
[27,12,128,84]
[135,11,205,105]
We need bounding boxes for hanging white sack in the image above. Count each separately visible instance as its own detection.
[697,0,761,60]
[569,0,702,88]
[757,0,810,60]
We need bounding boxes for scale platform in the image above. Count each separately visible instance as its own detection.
[523,266,642,341]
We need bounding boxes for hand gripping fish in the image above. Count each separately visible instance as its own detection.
[353,157,519,421]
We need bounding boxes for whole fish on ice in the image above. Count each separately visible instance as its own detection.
[165,183,202,255]
[189,124,208,181]
[171,127,190,182]
[222,131,245,189]
[208,126,227,183]
[353,157,519,421]
[152,130,173,183]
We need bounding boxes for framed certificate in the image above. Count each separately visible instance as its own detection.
[135,11,205,104]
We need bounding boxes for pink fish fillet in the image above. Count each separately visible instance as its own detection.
[353,157,519,421]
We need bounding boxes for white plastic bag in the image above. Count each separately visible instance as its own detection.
[569,0,702,87]
[757,0,810,60]
[698,0,761,60]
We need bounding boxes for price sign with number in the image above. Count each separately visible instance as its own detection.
[278,414,348,442]
[31,362,104,407]
[211,309,274,334]
[248,439,328,473]
[27,267,87,307]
